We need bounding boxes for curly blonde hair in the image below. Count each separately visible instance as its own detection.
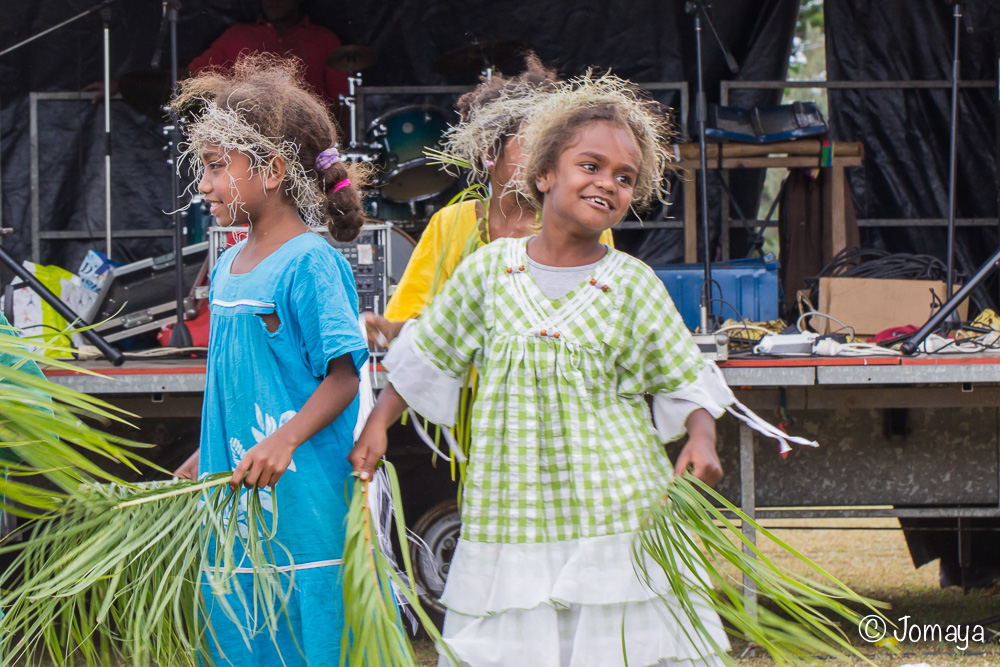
[515,71,675,209]
[170,54,372,241]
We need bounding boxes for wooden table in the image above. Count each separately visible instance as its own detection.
[673,140,864,262]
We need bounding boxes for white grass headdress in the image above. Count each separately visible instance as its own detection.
[515,70,676,208]
[178,98,328,229]
[437,77,552,185]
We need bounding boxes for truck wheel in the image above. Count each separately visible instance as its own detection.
[411,499,461,617]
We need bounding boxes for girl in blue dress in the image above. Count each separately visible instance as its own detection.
[171,56,369,666]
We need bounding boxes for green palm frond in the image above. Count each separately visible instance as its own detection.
[0,473,292,667]
[633,474,892,666]
[423,147,474,175]
[0,330,158,514]
[341,460,457,666]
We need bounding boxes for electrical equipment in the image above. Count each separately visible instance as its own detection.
[753,332,818,355]
[691,333,729,361]
[84,242,208,342]
[207,223,414,315]
[330,225,390,313]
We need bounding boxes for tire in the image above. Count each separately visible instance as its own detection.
[411,499,461,617]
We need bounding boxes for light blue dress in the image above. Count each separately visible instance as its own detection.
[198,232,367,667]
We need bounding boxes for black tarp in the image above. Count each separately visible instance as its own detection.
[826,0,1000,584]
[0,0,798,278]
[825,0,999,311]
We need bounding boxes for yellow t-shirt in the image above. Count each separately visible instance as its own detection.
[384,200,615,321]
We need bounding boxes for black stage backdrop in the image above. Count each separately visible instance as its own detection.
[825,0,999,311]
[0,0,796,276]
[3,0,998,302]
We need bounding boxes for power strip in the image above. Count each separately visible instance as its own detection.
[754,332,818,355]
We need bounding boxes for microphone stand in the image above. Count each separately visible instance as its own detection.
[0,0,115,58]
[0,0,124,365]
[0,0,117,258]
[102,6,113,259]
[0,242,124,366]
[900,245,1000,355]
[162,0,192,348]
[943,1,963,330]
[685,0,739,333]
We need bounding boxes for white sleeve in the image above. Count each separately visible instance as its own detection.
[651,360,819,454]
[650,360,735,442]
[382,320,462,427]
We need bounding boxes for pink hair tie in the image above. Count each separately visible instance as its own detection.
[329,178,351,194]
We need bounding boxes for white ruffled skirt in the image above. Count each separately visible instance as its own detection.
[435,533,729,667]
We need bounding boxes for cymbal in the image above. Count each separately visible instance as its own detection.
[432,40,531,77]
[326,45,378,73]
[118,68,172,120]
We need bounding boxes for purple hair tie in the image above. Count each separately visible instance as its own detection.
[329,178,351,194]
[315,147,340,172]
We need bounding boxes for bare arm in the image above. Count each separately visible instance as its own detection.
[230,354,360,490]
[174,448,200,480]
[348,382,409,481]
[672,408,723,487]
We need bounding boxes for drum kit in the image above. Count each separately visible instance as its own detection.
[328,40,530,235]
[110,40,530,287]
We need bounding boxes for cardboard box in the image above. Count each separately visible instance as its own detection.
[816,277,969,337]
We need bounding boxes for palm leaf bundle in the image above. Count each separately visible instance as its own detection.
[341,460,457,666]
[633,474,892,666]
[0,326,153,509]
[0,473,292,667]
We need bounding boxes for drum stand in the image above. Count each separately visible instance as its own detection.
[343,71,363,148]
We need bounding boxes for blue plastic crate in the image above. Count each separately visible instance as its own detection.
[651,256,779,330]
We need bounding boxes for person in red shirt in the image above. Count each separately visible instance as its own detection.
[88,0,348,114]
[189,0,348,105]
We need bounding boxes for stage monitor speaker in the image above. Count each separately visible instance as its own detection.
[84,242,208,342]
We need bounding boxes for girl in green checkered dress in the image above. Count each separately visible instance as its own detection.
[351,75,809,667]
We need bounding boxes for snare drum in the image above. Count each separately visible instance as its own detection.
[368,105,456,203]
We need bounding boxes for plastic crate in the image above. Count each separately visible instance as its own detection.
[651,256,779,330]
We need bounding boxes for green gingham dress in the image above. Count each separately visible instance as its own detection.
[385,237,735,667]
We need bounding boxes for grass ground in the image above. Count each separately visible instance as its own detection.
[412,519,1000,666]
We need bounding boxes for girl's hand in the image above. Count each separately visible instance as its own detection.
[349,423,389,482]
[674,434,723,487]
[362,312,403,348]
[230,434,296,490]
[673,408,723,487]
[174,447,200,480]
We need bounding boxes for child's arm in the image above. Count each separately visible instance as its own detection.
[230,353,359,490]
[672,408,723,487]
[174,448,199,480]
[348,383,408,481]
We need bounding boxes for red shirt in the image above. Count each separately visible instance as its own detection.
[188,17,348,104]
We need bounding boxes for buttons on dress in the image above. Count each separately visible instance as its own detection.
[589,277,610,292]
